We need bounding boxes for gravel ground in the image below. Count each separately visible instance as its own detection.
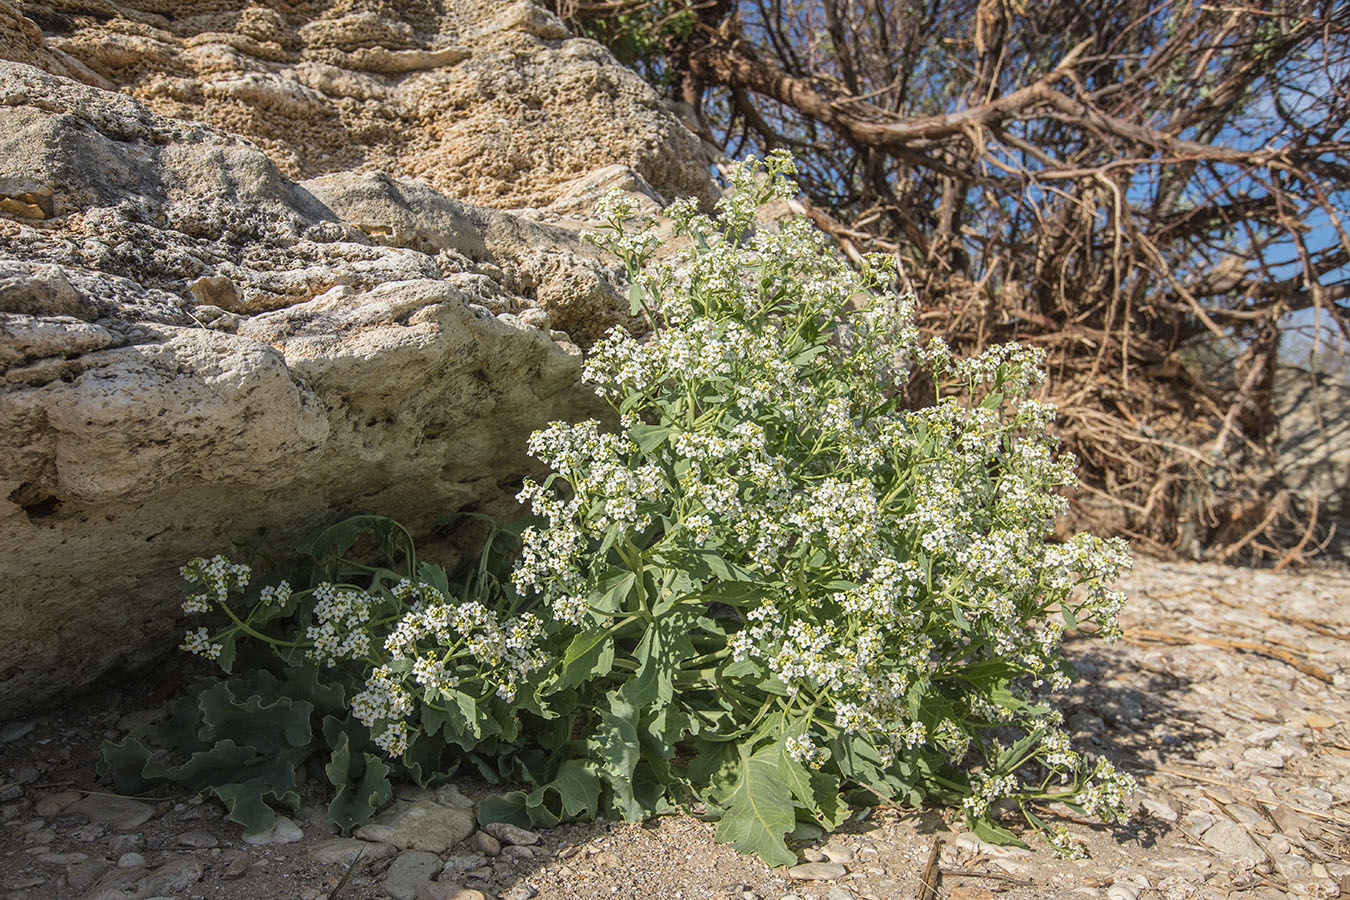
[2,556,1349,900]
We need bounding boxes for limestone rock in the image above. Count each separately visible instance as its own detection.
[242,814,303,845]
[309,837,397,867]
[65,795,155,832]
[384,850,444,900]
[5,1,715,212]
[0,61,616,716]
[356,799,476,853]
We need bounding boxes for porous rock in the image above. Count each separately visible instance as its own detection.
[3,0,715,212]
[355,799,475,854]
[0,60,633,716]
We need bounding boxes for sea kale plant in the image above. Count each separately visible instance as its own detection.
[104,152,1134,864]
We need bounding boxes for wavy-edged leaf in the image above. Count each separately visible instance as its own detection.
[714,743,798,867]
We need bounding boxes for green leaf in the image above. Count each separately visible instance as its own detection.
[559,628,616,690]
[714,743,798,867]
[593,691,644,820]
[628,423,671,455]
[324,728,394,833]
[970,818,1025,847]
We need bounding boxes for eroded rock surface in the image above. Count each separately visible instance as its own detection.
[0,60,630,716]
[2,0,715,211]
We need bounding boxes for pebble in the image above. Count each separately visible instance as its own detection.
[0,720,36,742]
[1200,819,1263,863]
[384,850,444,900]
[501,844,534,860]
[441,853,489,874]
[484,822,541,846]
[1242,747,1286,769]
[1141,797,1178,822]
[308,837,396,866]
[66,794,155,831]
[502,886,538,900]
[134,857,207,895]
[787,862,847,881]
[177,829,219,848]
[107,833,145,854]
[471,830,501,856]
[434,785,476,810]
[117,852,147,868]
[221,853,251,878]
[821,844,855,864]
[33,790,81,818]
[243,814,304,845]
[415,883,486,900]
[1106,882,1140,900]
[357,800,476,853]
[65,859,107,891]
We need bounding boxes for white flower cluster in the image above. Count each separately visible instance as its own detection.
[180,555,252,615]
[341,578,549,756]
[181,626,222,661]
[785,734,828,769]
[961,771,1021,819]
[522,152,1133,829]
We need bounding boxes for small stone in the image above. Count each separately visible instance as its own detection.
[67,795,155,831]
[384,850,444,900]
[10,765,39,784]
[471,830,501,857]
[787,862,847,881]
[309,837,397,867]
[1181,811,1216,839]
[1200,819,1263,863]
[243,814,303,845]
[416,883,486,900]
[177,829,218,849]
[26,827,56,845]
[483,822,540,846]
[34,790,82,818]
[503,886,538,900]
[802,848,827,863]
[65,860,107,892]
[1274,853,1312,880]
[107,834,145,854]
[824,889,854,900]
[435,785,475,811]
[1142,798,1178,822]
[1242,747,1285,769]
[357,800,476,853]
[440,854,488,875]
[71,823,107,842]
[135,857,206,895]
[117,852,146,868]
[0,720,36,743]
[821,844,855,864]
[1106,882,1140,900]
[501,844,534,861]
[1271,803,1319,838]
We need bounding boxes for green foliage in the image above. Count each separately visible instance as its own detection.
[105,155,1135,864]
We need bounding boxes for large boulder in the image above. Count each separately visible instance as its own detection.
[3,0,716,211]
[0,60,653,716]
